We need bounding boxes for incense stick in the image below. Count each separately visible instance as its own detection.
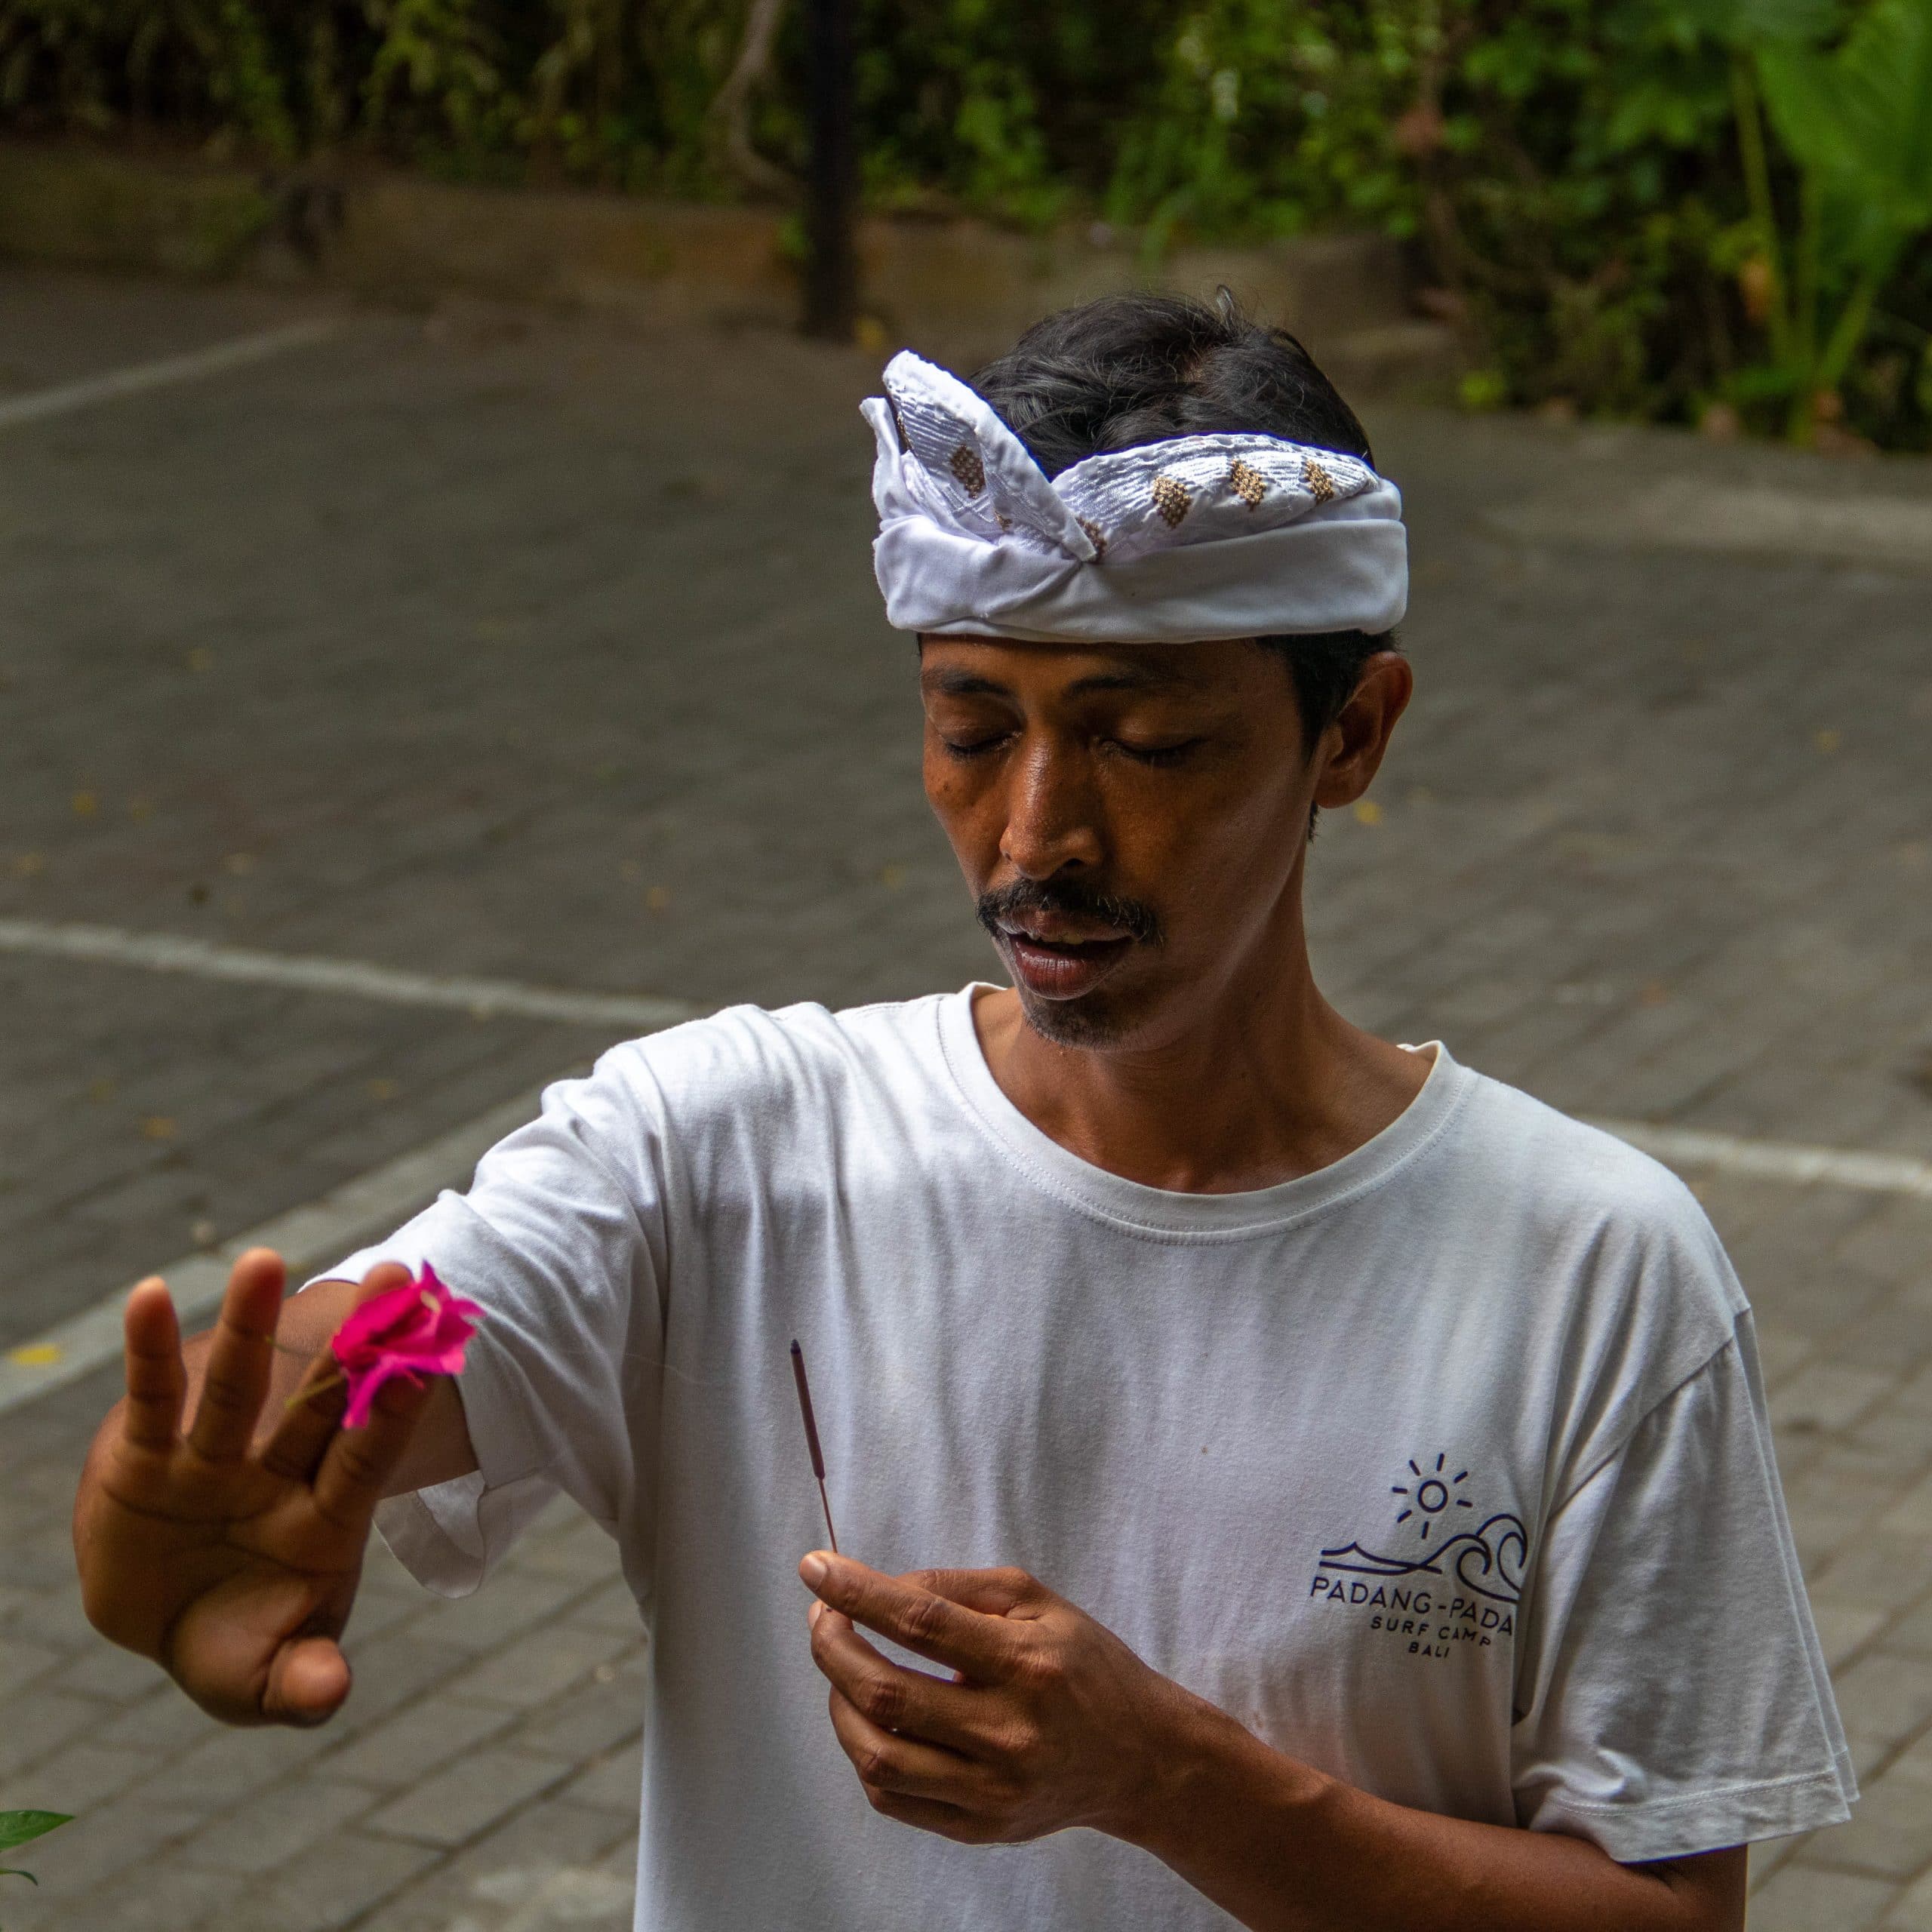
[788,1339,839,1555]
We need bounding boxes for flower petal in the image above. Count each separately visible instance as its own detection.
[331,1264,481,1428]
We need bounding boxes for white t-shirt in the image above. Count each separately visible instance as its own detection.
[328,990,1853,1928]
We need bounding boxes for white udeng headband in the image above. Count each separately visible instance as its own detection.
[863,350,1408,643]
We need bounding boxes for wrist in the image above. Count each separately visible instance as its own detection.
[1113,1680,1328,1861]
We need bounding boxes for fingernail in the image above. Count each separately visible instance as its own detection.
[808,1601,823,1627]
[800,1552,829,1586]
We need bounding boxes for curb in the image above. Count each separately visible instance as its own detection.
[0,140,1461,390]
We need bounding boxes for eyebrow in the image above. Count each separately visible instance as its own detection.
[924,669,1011,697]
[924,660,1193,700]
[1066,666,1190,695]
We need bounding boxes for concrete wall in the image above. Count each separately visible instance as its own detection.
[0,141,1458,389]
[0,143,275,279]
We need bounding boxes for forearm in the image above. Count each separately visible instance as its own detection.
[1123,1697,1737,1932]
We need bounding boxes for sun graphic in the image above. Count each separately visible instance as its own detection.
[1391,1454,1475,1540]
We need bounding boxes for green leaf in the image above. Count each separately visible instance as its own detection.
[1669,0,1839,49]
[0,1816,69,1857]
[1759,0,1932,275]
[2,1865,43,1881]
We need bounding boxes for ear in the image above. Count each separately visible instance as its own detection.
[1311,653,1414,811]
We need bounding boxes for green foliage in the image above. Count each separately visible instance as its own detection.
[1752,0,1932,430]
[0,0,1927,447]
[1100,1,1423,249]
[0,1809,72,1922]
[361,0,507,157]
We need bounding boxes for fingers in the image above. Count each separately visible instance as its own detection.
[354,1260,416,1303]
[800,1553,1019,1681]
[904,1565,1048,1621]
[808,1603,986,1755]
[185,1248,287,1464]
[853,1783,995,1843]
[311,1364,435,1529]
[826,1682,1002,1817]
[121,1277,184,1452]
[824,1678,1004,1843]
[257,1263,411,1484]
[257,1343,351,1484]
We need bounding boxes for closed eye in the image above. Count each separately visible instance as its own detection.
[939,733,1014,760]
[1109,738,1204,768]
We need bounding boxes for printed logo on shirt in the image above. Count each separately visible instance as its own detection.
[1306,1452,1525,1660]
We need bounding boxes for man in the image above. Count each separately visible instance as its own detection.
[75,294,1851,1930]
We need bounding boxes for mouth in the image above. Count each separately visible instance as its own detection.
[995,921,1135,1000]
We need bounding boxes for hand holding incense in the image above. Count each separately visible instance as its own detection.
[789,1339,839,1555]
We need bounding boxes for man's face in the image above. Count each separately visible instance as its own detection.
[920,636,1331,1051]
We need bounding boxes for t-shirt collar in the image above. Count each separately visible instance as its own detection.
[936,984,1472,1239]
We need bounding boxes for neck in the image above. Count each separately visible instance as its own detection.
[972,907,1429,1195]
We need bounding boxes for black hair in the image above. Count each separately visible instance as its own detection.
[971,290,1398,755]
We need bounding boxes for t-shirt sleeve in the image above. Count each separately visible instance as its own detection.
[1509,1312,1856,1862]
[306,1048,671,1603]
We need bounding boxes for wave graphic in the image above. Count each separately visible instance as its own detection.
[1318,1512,1527,1607]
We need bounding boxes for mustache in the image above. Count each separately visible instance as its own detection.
[975,878,1164,948]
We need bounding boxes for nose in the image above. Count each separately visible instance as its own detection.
[998,737,1106,880]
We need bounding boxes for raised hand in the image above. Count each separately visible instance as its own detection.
[74,1250,435,1727]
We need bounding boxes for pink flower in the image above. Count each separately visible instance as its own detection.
[331,1263,482,1429]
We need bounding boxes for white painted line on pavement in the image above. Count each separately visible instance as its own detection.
[1491,477,1932,574]
[0,1080,558,1415]
[1588,1118,1932,1199]
[0,917,705,1032]
[0,319,341,431]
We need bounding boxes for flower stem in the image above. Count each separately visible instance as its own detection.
[282,1364,346,1414]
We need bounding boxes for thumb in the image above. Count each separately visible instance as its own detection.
[263,1632,351,1726]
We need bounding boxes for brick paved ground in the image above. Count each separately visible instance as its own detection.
[0,263,1927,1927]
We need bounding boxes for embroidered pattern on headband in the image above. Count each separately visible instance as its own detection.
[863,349,1409,640]
[1151,475,1192,528]
[881,359,1381,564]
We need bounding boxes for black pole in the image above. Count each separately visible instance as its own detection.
[802,0,858,340]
